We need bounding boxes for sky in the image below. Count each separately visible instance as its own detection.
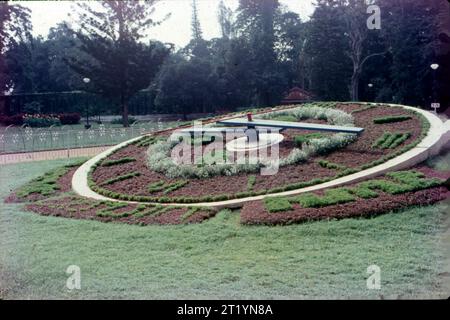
[18,0,316,47]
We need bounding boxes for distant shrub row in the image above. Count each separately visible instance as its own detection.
[0,113,81,127]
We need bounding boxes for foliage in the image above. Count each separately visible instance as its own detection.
[100,172,141,186]
[110,117,138,125]
[13,160,82,199]
[23,114,61,127]
[373,115,412,124]
[318,160,347,171]
[58,113,81,125]
[0,1,32,93]
[68,1,171,127]
[264,197,292,213]
[148,180,189,194]
[294,133,325,147]
[372,132,411,149]
[247,175,256,191]
[101,157,136,167]
[293,188,356,208]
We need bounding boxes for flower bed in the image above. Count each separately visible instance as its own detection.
[5,161,217,225]
[6,161,449,226]
[87,103,429,203]
[240,167,450,225]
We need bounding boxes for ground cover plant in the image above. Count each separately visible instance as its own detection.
[87,103,429,203]
[372,132,412,149]
[373,115,413,124]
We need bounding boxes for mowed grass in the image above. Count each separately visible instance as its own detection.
[1,157,449,299]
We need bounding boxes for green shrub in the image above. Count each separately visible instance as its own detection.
[356,171,442,195]
[272,115,298,122]
[389,133,411,149]
[148,180,188,194]
[294,133,325,147]
[110,117,137,125]
[133,136,157,147]
[16,167,68,198]
[96,202,129,218]
[373,132,411,149]
[100,172,141,186]
[101,157,136,167]
[387,170,442,190]
[247,175,257,191]
[201,149,227,165]
[349,186,379,199]
[318,160,347,171]
[373,115,412,124]
[293,189,356,208]
[264,197,293,213]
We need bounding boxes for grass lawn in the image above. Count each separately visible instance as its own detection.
[1,154,449,299]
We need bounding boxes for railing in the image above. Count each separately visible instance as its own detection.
[0,120,177,154]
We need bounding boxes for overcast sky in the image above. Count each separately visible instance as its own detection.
[19,0,316,47]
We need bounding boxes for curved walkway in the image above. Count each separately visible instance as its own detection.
[72,104,450,209]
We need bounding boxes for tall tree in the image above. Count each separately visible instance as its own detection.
[0,0,31,94]
[377,0,439,106]
[69,0,170,126]
[343,0,386,101]
[191,0,203,41]
[234,0,285,106]
[217,0,234,39]
[304,0,352,101]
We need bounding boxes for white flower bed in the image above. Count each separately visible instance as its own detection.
[147,106,357,179]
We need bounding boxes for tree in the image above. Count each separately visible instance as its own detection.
[217,0,234,39]
[154,55,217,117]
[0,0,31,94]
[234,0,286,106]
[68,0,170,126]
[191,0,203,41]
[304,0,352,101]
[376,0,439,106]
[343,0,386,101]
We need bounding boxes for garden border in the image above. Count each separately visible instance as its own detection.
[72,103,450,209]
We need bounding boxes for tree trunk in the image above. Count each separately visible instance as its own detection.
[121,94,129,127]
[0,98,5,116]
[122,103,129,127]
[350,71,360,102]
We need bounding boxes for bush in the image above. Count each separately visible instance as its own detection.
[101,157,136,167]
[294,133,325,147]
[264,197,293,213]
[0,114,24,126]
[293,189,356,208]
[59,113,81,125]
[100,172,141,186]
[23,114,61,127]
[110,117,138,125]
[373,115,412,124]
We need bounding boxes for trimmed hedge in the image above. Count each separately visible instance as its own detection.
[101,157,136,167]
[373,115,412,124]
